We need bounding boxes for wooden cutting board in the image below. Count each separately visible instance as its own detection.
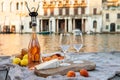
[34,60,96,77]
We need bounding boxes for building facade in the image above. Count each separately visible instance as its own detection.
[0,0,102,33]
[102,0,120,32]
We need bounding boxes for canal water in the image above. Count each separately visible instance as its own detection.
[0,33,120,56]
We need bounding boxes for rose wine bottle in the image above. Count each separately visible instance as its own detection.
[28,26,41,69]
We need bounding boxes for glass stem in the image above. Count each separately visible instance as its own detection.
[63,52,66,62]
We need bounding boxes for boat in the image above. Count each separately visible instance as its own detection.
[37,31,53,34]
[72,29,82,35]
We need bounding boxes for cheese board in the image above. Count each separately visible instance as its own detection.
[34,60,96,77]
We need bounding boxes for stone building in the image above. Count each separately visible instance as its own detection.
[102,0,120,32]
[0,0,102,33]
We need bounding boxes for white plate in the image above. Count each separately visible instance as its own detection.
[73,60,84,64]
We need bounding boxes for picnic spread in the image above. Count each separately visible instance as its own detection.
[0,51,120,80]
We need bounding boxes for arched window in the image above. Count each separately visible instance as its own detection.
[21,2,23,10]
[93,20,97,29]
[16,2,19,10]
[10,2,12,12]
[1,2,4,12]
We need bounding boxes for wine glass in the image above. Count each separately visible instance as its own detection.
[59,33,71,66]
[72,31,83,53]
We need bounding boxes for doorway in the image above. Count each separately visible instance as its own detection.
[93,20,97,32]
[110,23,115,32]
[75,19,82,31]
[59,19,65,33]
[43,19,49,31]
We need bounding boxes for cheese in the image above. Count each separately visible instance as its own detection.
[35,59,60,70]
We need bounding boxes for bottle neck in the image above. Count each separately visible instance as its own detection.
[32,26,36,32]
[32,26,37,39]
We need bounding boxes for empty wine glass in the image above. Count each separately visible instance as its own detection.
[72,31,83,53]
[59,33,71,66]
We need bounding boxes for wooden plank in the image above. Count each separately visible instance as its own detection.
[34,60,96,77]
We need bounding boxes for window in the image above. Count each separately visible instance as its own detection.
[59,1,62,3]
[106,13,109,19]
[117,25,120,29]
[11,25,16,32]
[59,8,62,15]
[117,13,120,19]
[44,8,47,16]
[21,25,24,30]
[74,8,78,15]
[50,1,53,4]
[106,25,109,29]
[66,1,69,3]
[74,0,78,4]
[21,2,23,10]
[93,8,97,15]
[58,1,62,6]
[44,2,46,4]
[29,21,32,28]
[93,21,97,28]
[66,8,69,15]
[1,2,4,12]
[81,8,85,14]
[50,8,54,16]
[10,2,12,12]
[16,2,19,10]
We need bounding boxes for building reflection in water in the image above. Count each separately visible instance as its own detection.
[0,34,120,56]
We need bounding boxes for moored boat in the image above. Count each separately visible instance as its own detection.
[37,31,53,34]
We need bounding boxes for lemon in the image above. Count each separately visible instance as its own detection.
[23,54,28,59]
[20,59,28,66]
[12,58,21,65]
